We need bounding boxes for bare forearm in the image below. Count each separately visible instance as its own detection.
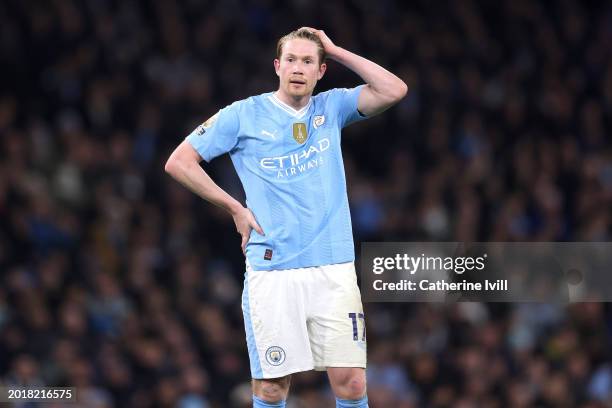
[165,141,263,250]
[166,156,242,215]
[328,46,407,99]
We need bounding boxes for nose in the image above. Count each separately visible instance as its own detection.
[292,65,303,75]
[291,61,304,74]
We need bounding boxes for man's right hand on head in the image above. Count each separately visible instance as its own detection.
[232,206,265,255]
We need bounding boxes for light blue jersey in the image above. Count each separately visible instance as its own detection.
[186,86,367,270]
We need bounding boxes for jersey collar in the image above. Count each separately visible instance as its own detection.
[268,92,312,119]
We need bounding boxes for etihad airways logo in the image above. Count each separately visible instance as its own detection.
[260,138,330,178]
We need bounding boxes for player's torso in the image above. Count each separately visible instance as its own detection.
[233,93,341,183]
[232,91,354,270]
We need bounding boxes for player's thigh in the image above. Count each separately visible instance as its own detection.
[308,262,367,369]
[242,265,314,378]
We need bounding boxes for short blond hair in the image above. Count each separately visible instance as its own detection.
[276,28,326,65]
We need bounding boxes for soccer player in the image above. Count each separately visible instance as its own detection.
[165,27,407,408]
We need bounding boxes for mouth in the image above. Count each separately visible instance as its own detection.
[289,79,306,85]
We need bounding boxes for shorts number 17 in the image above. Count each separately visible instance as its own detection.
[348,312,366,341]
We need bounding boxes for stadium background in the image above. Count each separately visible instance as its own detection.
[1,0,612,406]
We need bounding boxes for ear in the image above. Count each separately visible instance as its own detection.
[317,62,327,80]
[274,59,281,77]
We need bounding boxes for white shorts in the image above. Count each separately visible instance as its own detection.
[241,261,367,379]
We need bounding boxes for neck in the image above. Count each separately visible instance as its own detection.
[274,89,310,110]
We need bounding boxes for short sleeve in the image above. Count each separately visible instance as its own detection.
[330,85,367,128]
[185,104,240,162]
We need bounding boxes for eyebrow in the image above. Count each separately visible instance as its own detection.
[284,53,315,60]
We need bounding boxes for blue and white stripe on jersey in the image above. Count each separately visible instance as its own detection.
[186,86,367,271]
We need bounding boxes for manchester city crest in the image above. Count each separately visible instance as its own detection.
[265,346,286,366]
[313,115,325,129]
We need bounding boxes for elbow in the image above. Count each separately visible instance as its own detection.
[165,141,202,180]
[165,156,179,177]
[381,80,408,106]
[400,81,409,98]
[394,80,408,102]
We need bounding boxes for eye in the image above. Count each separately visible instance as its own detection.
[287,57,294,62]
[305,59,312,64]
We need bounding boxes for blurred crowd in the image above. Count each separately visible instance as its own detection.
[1,0,612,406]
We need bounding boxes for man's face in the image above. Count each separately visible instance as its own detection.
[274,38,326,99]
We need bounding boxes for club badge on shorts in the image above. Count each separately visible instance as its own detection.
[265,346,286,366]
[292,123,307,144]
